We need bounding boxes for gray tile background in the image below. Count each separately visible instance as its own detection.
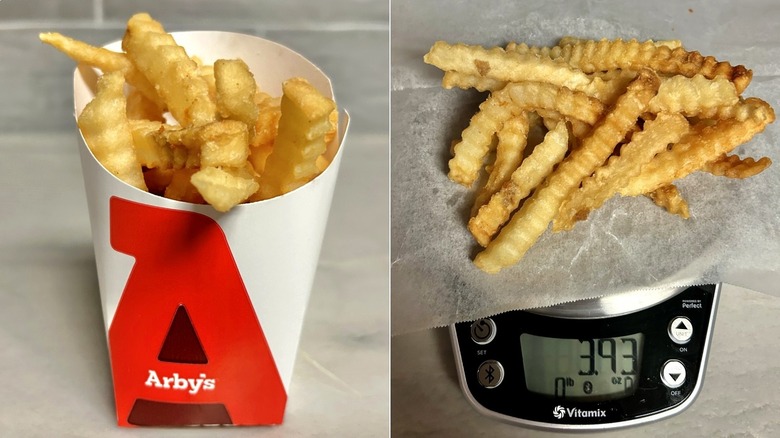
[0,0,389,436]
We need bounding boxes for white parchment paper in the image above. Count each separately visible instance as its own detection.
[391,0,780,334]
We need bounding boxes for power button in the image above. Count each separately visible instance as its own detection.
[470,318,496,345]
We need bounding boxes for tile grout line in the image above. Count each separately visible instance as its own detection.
[0,19,388,32]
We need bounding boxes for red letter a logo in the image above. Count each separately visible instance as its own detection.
[107,197,287,426]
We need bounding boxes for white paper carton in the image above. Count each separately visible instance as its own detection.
[73,31,349,426]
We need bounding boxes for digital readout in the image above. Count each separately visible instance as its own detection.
[520,333,644,401]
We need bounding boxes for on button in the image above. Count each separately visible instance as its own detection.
[470,318,496,345]
[669,317,693,344]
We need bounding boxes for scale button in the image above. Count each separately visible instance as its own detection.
[470,318,497,345]
[669,317,693,344]
[661,360,686,389]
[477,360,504,389]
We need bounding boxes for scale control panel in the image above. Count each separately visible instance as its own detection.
[450,284,720,431]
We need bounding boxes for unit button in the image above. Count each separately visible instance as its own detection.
[477,360,504,389]
[661,360,686,389]
[669,317,693,344]
[470,318,497,345]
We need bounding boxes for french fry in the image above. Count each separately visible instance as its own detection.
[77,71,147,191]
[39,31,164,110]
[552,38,752,93]
[258,78,335,199]
[646,184,690,219]
[424,41,593,91]
[123,12,216,126]
[191,165,259,212]
[474,69,660,273]
[469,121,569,247]
[427,35,774,272]
[45,12,340,212]
[215,59,260,139]
[554,112,690,231]
[621,98,775,196]
[471,112,530,216]
[447,87,522,187]
[701,154,772,178]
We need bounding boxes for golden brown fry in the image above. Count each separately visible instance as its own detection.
[469,121,569,247]
[554,113,689,231]
[258,78,335,199]
[126,88,165,121]
[161,120,250,168]
[447,87,522,186]
[252,95,282,148]
[441,70,506,92]
[622,98,775,196]
[424,41,593,91]
[77,71,148,191]
[164,168,204,204]
[553,38,752,93]
[123,12,216,126]
[649,75,738,116]
[471,113,530,216]
[143,167,174,196]
[40,31,129,72]
[646,184,690,218]
[557,36,683,50]
[215,59,260,138]
[39,31,164,110]
[506,81,606,125]
[474,69,660,273]
[190,165,259,212]
[129,119,170,168]
[701,154,772,178]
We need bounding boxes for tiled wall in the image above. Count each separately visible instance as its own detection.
[0,0,389,136]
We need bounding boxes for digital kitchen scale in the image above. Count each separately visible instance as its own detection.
[450,284,720,431]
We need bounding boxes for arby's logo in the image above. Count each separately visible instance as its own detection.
[107,197,286,426]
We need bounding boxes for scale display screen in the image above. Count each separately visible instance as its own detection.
[520,333,644,401]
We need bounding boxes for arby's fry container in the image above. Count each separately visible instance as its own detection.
[73,31,349,426]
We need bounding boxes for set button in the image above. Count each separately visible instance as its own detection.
[470,318,496,345]
[668,316,693,344]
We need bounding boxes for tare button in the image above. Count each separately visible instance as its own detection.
[668,316,693,344]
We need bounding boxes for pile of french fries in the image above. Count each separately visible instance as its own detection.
[424,37,775,273]
[41,13,337,212]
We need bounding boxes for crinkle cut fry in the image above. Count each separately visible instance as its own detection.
[646,184,690,219]
[621,98,775,196]
[702,154,772,178]
[123,13,216,126]
[77,71,148,191]
[39,31,164,110]
[469,121,569,247]
[474,69,661,273]
[424,41,593,91]
[557,36,684,50]
[553,38,752,94]
[441,69,733,119]
[471,112,530,216]
[447,87,522,186]
[554,112,690,231]
[506,81,606,125]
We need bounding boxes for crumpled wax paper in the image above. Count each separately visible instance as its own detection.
[391,0,780,335]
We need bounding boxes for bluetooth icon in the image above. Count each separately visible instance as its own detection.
[478,360,504,389]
